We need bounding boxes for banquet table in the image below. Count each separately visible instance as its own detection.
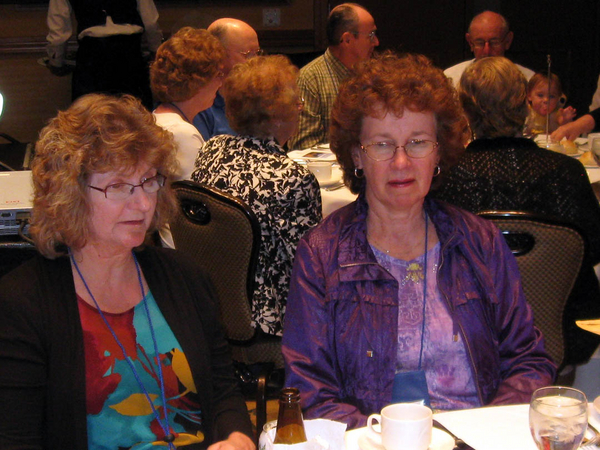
[344,402,600,450]
[319,166,357,216]
[288,148,357,217]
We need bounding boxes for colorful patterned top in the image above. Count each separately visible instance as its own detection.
[78,291,204,449]
[192,134,322,336]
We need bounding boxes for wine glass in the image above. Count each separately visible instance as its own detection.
[530,386,588,450]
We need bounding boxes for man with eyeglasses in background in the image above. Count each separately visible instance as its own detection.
[287,3,378,150]
[193,18,261,140]
[444,11,534,87]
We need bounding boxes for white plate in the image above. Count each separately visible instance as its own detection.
[357,428,454,450]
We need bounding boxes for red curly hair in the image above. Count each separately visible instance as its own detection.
[330,51,468,193]
[151,27,225,103]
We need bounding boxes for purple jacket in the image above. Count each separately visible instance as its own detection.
[282,196,555,429]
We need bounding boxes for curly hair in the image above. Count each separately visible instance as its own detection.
[222,55,299,138]
[30,94,179,259]
[459,56,528,139]
[150,27,225,103]
[330,50,469,194]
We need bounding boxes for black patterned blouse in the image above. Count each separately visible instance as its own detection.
[192,135,323,336]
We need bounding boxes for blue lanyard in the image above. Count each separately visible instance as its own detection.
[418,216,428,370]
[70,250,176,448]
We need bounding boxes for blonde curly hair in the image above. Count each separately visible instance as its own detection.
[151,27,225,103]
[30,94,179,259]
[459,56,528,139]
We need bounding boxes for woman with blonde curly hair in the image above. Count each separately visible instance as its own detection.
[192,55,322,337]
[282,51,554,428]
[433,56,600,368]
[0,94,254,450]
[151,27,225,180]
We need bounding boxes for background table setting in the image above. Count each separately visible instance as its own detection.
[289,145,357,216]
[533,134,600,184]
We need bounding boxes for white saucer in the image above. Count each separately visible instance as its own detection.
[357,428,454,450]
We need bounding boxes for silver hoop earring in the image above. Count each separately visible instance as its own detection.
[433,165,441,177]
[354,167,364,178]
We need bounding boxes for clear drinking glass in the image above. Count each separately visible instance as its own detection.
[530,386,588,450]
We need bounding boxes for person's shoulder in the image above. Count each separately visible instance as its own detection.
[298,53,328,79]
[0,253,70,307]
[430,198,500,239]
[444,59,473,75]
[302,200,357,243]
[158,114,200,136]
[201,134,239,153]
[515,63,535,81]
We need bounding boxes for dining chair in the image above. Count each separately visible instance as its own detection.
[477,211,586,370]
[169,180,283,441]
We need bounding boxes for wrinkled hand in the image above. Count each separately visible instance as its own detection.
[47,64,73,77]
[558,106,577,124]
[551,114,596,141]
[207,432,255,450]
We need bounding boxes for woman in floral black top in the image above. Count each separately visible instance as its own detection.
[192,55,322,336]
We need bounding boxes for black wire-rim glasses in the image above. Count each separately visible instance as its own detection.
[360,140,439,161]
[88,173,166,200]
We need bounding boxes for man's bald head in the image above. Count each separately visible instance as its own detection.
[466,11,513,59]
[208,18,260,76]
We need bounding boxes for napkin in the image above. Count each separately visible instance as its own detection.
[434,404,537,450]
[261,419,347,450]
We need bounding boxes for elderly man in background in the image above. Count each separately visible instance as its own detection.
[287,3,378,150]
[193,18,260,141]
[444,10,534,87]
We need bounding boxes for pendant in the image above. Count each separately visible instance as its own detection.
[403,262,424,283]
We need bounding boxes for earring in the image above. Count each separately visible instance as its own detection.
[433,165,441,177]
[354,167,364,178]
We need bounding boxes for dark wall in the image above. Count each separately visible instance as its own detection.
[333,0,600,115]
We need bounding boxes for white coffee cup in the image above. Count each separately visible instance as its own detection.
[307,161,333,182]
[590,138,600,155]
[367,403,432,450]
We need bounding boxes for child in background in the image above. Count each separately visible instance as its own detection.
[525,72,576,136]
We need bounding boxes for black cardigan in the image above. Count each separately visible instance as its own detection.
[0,246,253,450]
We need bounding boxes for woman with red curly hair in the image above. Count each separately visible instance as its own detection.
[282,51,555,428]
[151,27,226,181]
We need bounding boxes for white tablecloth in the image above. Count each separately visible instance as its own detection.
[319,167,357,217]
